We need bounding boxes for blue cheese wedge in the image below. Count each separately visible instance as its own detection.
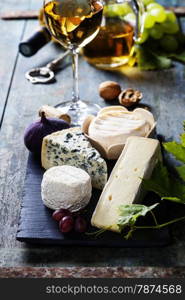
[41,127,107,190]
[91,136,161,232]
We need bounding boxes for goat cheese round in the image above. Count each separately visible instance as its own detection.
[41,165,92,211]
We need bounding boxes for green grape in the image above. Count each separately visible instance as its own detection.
[104,3,132,18]
[150,8,166,23]
[161,21,179,34]
[143,0,155,6]
[166,10,177,23]
[147,3,164,11]
[124,13,136,25]
[116,3,133,16]
[103,5,117,17]
[149,24,163,39]
[103,5,120,17]
[143,12,155,29]
[160,35,179,52]
[138,29,149,44]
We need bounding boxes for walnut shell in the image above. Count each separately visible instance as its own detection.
[99,81,121,101]
[119,88,143,107]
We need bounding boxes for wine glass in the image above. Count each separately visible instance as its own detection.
[43,0,103,126]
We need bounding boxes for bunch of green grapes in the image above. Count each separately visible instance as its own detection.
[137,0,180,52]
[103,0,182,53]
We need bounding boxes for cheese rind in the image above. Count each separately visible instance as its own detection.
[41,165,92,211]
[41,128,107,190]
[91,136,161,232]
[88,107,155,154]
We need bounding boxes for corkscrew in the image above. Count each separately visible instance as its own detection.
[25,50,70,84]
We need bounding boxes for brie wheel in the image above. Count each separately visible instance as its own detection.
[88,108,154,152]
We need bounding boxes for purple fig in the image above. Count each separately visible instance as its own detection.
[24,112,70,154]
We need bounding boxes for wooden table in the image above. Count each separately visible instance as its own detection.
[0,0,185,278]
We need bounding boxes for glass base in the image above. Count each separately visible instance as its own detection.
[55,100,101,126]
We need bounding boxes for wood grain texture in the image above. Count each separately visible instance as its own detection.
[0,10,38,20]
[0,0,33,124]
[0,0,185,269]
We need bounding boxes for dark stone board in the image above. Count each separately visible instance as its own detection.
[16,153,171,247]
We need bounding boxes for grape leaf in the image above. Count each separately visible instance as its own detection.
[151,160,170,190]
[163,123,185,181]
[162,197,183,204]
[142,179,169,198]
[180,133,185,147]
[135,45,172,70]
[142,162,170,197]
[170,51,185,64]
[117,203,159,231]
[171,179,185,202]
[176,165,185,182]
[163,141,185,163]
[142,162,185,204]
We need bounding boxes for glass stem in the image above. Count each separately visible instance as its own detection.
[71,49,80,109]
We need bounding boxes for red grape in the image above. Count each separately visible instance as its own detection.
[52,208,71,222]
[74,216,87,233]
[59,216,74,233]
[72,210,83,217]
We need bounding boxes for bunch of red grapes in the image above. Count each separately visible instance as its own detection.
[52,209,87,233]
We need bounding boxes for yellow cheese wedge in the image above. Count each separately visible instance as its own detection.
[91,136,161,233]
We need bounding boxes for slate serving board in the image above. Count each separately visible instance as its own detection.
[16,153,171,247]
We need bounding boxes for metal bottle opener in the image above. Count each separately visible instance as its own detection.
[25,50,70,84]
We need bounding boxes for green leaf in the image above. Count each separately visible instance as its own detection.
[142,179,169,198]
[180,133,185,147]
[163,141,185,163]
[117,203,159,231]
[135,45,172,70]
[142,162,185,204]
[142,162,171,198]
[170,51,185,64]
[176,165,185,182]
[161,197,184,204]
[151,161,170,190]
[124,227,136,240]
[171,179,185,202]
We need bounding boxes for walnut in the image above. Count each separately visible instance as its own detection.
[118,88,143,107]
[99,81,121,101]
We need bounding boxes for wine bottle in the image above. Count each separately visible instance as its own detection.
[19,26,51,57]
[19,8,52,57]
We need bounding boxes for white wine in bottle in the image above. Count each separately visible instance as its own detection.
[83,17,134,68]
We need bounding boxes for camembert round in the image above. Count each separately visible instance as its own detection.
[85,106,156,159]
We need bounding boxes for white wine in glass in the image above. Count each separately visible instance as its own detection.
[43,0,103,126]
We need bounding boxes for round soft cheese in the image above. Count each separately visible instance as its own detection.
[88,109,153,151]
[41,165,92,211]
